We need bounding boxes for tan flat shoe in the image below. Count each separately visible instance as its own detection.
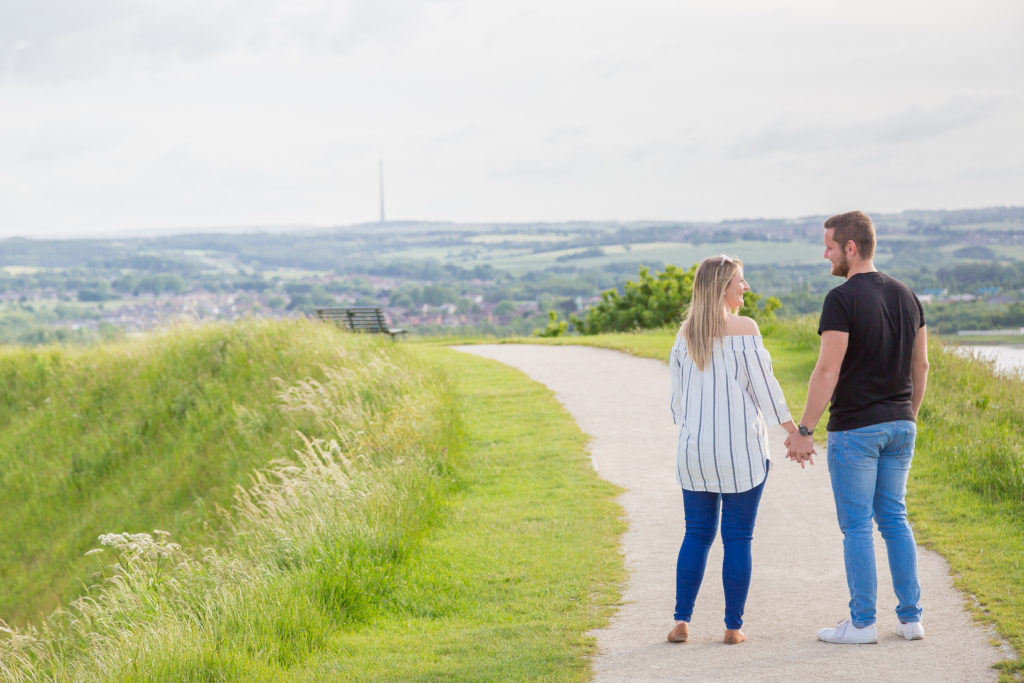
[724,629,746,644]
[667,622,689,643]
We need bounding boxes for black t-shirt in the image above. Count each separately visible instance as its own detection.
[818,271,925,431]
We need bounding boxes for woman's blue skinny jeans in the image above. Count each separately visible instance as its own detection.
[674,473,767,630]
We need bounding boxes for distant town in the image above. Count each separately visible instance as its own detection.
[2,206,1023,344]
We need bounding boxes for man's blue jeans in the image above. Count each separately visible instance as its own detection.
[827,420,922,628]
[674,474,766,630]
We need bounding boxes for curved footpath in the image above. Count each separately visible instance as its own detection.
[452,344,1012,682]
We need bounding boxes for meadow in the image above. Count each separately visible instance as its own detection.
[0,320,622,680]
[470,239,834,273]
[0,319,359,625]
[2,315,1022,680]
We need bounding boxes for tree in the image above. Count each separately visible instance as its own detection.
[389,292,414,309]
[535,310,569,337]
[286,292,311,311]
[738,290,781,321]
[571,264,780,335]
[421,284,456,306]
[492,300,518,317]
[570,264,696,334]
[309,285,337,306]
[77,281,113,302]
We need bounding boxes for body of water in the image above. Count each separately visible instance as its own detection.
[955,345,1024,378]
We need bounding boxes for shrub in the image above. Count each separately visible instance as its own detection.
[534,310,568,337]
[570,264,781,335]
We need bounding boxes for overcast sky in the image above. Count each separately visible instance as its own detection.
[2,0,1022,238]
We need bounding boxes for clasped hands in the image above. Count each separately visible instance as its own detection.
[784,432,816,469]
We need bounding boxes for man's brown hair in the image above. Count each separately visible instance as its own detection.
[824,210,876,260]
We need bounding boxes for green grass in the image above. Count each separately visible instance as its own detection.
[0,324,624,681]
[467,232,573,244]
[442,327,680,363]
[445,318,825,431]
[11,311,1017,679]
[292,347,625,681]
[909,344,1024,681]
[1,318,460,678]
[0,318,364,625]
[941,334,1024,346]
[477,239,833,273]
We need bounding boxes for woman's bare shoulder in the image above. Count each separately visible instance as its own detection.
[724,315,759,336]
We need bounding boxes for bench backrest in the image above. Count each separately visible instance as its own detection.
[315,307,390,333]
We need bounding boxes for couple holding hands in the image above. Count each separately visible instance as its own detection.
[667,210,930,646]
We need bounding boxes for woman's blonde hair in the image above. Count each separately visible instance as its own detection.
[680,254,743,371]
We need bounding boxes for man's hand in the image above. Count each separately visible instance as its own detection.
[785,432,816,469]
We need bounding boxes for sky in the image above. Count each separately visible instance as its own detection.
[1,0,1022,238]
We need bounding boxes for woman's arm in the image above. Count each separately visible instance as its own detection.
[669,339,684,424]
[744,345,793,426]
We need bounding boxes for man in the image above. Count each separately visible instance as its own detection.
[786,210,930,644]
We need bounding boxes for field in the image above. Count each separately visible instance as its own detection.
[0,319,360,624]
[1,312,1023,679]
[0,321,622,680]
[478,239,840,273]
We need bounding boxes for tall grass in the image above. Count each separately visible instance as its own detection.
[0,319,372,624]
[298,347,624,681]
[0,320,459,680]
[917,347,1024,504]
[908,344,1024,680]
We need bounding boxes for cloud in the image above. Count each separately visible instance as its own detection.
[0,0,442,82]
[734,97,1002,157]
[0,1,1022,236]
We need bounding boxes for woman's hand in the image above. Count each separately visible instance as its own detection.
[784,432,816,469]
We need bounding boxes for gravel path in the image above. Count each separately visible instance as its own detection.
[452,344,1011,682]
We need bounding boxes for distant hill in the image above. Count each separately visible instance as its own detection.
[1,206,1021,341]
[3,206,1023,271]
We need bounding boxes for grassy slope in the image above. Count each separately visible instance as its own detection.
[11,313,1016,678]
[0,319,384,624]
[293,347,624,681]
[1,326,624,681]
[482,319,1023,676]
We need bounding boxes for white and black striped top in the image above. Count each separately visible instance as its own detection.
[669,334,792,493]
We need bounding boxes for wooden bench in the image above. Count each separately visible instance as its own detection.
[315,306,407,340]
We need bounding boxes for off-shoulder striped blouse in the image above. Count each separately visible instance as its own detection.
[669,334,792,493]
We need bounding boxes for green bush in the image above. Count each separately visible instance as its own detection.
[535,310,569,337]
[570,264,780,335]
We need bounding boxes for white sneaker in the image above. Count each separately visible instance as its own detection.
[817,618,878,644]
[896,621,925,640]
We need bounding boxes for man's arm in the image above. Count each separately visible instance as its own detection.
[911,325,929,419]
[787,330,849,460]
[800,330,849,428]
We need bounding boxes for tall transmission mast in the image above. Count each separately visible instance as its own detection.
[378,159,386,224]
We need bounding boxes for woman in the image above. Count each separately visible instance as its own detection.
[667,254,797,645]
